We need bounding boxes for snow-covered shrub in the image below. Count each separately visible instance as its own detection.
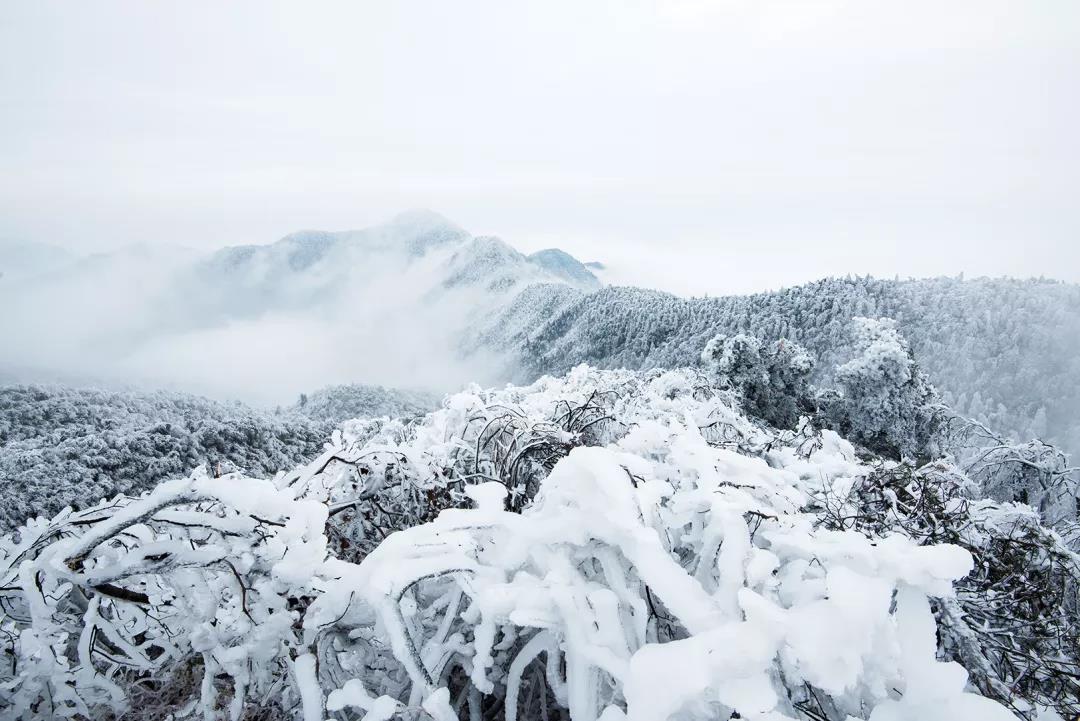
[701,334,815,429]
[0,366,1047,720]
[933,412,1080,533]
[820,318,943,462]
[815,461,1080,717]
[0,471,329,720]
[964,438,1078,528]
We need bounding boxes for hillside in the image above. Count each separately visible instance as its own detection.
[289,383,440,424]
[1,363,1073,720]
[0,385,328,531]
[0,211,599,402]
[5,213,1080,457]
[480,275,1080,456]
[0,383,443,531]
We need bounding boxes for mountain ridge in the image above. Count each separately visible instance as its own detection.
[476,274,1080,456]
[3,212,1079,458]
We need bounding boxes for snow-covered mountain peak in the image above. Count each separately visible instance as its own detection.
[528,248,601,289]
[385,207,463,234]
[3,211,601,399]
[374,208,471,257]
[442,235,599,293]
[271,230,341,271]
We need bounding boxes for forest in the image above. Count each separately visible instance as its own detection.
[1,326,1076,720]
[483,276,1080,457]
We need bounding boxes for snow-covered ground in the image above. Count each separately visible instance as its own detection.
[2,364,1072,720]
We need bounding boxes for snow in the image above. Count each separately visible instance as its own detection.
[0,364,1037,720]
[866,586,1016,721]
[325,679,399,719]
[293,653,324,721]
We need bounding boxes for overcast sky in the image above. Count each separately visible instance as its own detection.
[1,0,1077,295]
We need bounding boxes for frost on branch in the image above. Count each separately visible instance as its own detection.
[814,459,1080,717]
[818,317,944,463]
[0,471,328,720]
[700,333,815,430]
[0,366,1061,720]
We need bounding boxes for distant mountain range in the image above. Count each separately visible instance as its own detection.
[0,239,76,282]
[179,210,599,320]
[0,211,601,402]
[3,211,1079,458]
[1,210,601,313]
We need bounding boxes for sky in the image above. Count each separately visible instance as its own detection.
[1,0,1077,296]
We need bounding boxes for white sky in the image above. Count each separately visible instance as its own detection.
[1,0,1077,295]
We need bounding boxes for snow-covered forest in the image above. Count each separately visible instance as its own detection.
[485,275,1080,457]
[3,215,1080,720]
[289,385,439,426]
[0,384,436,533]
[1,324,1078,720]
[5,212,1079,461]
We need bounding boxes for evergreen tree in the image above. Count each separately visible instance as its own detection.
[822,317,942,461]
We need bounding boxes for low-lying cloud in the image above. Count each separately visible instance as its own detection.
[0,233,512,406]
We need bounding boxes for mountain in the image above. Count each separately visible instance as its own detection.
[2,214,1079,721]
[477,275,1080,457]
[528,248,602,289]
[0,239,75,282]
[177,211,469,321]
[0,211,599,402]
[190,210,596,310]
[198,210,468,287]
[167,210,598,325]
[4,212,1080,459]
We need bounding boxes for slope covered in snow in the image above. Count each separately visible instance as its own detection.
[527,248,603,290]
[1,361,1074,720]
[0,385,328,533]
[0,382,441,532]
[480,276,1080,458]
[289,382,440,424]
[4,211,1080,459]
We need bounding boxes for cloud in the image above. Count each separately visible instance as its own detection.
[0,231,511,405]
